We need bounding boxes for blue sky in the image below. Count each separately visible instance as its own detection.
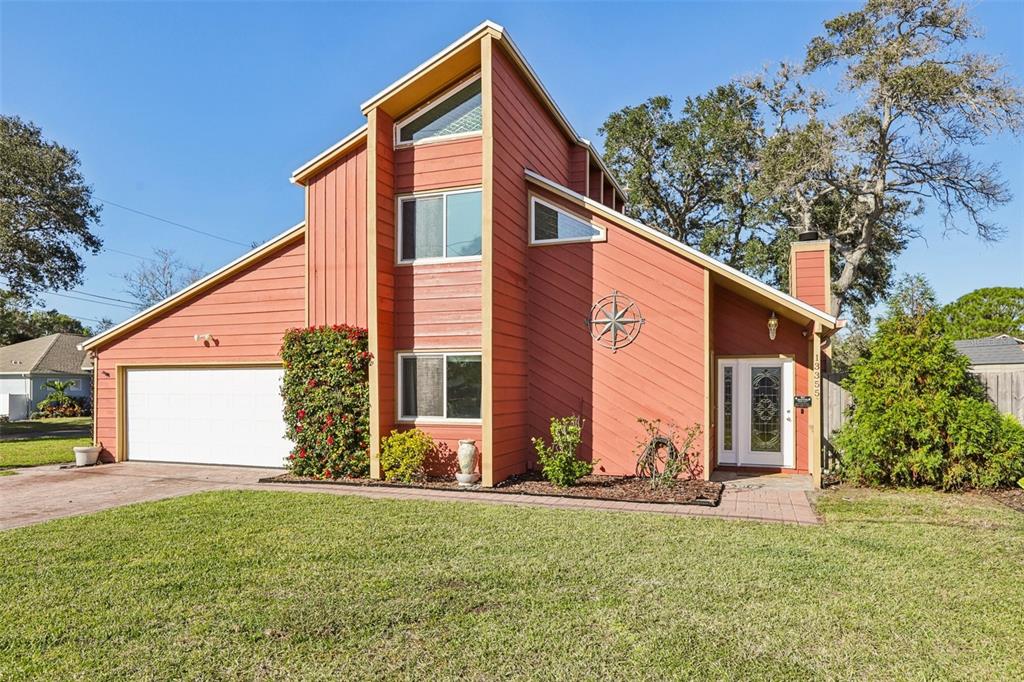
[3,1,1022,329]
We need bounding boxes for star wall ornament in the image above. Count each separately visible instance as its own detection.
[586,290,645,353]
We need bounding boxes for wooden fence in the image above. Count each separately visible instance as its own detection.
[820,368,1024,472]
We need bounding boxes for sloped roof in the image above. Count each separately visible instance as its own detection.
[524,170,838,330]
[79,222,306,351]
[953,335,1024,366]
[0,333,90,375]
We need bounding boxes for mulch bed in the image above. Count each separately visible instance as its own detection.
[261,471,723,507]
[989,488,1024,514]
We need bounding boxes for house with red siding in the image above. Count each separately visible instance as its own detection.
[80,21,839,486]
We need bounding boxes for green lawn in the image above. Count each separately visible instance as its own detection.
[0,416,91,437]
[0,489,1021,680]
[0,436,88,469]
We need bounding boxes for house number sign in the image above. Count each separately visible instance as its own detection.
[586,290,645,353]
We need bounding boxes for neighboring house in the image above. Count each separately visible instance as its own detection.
[0,334,92,421]
[79,21,839,485]
[954,335,1024,423]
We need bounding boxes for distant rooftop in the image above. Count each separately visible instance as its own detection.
[953,335,1024,366]
[0,333,91,375]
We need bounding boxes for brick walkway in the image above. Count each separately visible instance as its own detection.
[0,462,819,530]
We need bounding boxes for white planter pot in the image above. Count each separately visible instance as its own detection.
[73,446,101,467]
[456,439,480,486]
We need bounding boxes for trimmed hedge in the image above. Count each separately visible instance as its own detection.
[280,324,371,479]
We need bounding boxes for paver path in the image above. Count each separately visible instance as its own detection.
[0,462,819,530]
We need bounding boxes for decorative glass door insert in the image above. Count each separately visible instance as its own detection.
[749,366,782,452]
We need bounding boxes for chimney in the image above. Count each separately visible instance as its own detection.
[789,232,831,313]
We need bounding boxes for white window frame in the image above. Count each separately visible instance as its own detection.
[397,350,483,424]
[528,195,607,246]
[394,74,483,148]
[396,187,483,265]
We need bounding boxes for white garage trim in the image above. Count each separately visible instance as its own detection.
[118,363,291,468]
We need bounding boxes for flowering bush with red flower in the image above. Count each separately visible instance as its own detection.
[280,324,371,478]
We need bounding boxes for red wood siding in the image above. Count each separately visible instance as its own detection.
[394,137,482,193]
[92,238,305,461]
[374,110,398,442]
[526,189,706,477]
[794,250,827,311]
[713,284,810,473]
[569,146,588,196]
[307,144,368,327]
[491,45,576,482]
[394,263,482,349]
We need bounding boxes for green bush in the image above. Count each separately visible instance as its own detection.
[532,415,591,487]
[380,428,434,483]
[280,324,371,479]
[835,308,1024,490]
[35,380,90,417]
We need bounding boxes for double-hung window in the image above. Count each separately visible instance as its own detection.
[395,76,482,146]
[398,188,482,263]
[529,197,605,245]
[399,352,482,422]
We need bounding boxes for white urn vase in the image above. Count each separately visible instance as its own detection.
[456,439,480,486]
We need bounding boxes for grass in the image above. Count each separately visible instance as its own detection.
[0,436,88,469]
[0,488,1021,680]
[0,416,91,437]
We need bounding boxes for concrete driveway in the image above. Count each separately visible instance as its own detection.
[0,462,280,530]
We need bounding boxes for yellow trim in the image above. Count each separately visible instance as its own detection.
[80,223,306,352]
[525,170,837,329]
[91,355,98,447]
[366,108,382,480]
[789,239,833,316]
[702,269,712,481]
[304,184,311,327]
[480,33,495,488]
[290,125,368,186]
[809,323,823,489]
[114,361,284,462]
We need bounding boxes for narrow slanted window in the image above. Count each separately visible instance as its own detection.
[398,189,481,263]
[397,78,482,145]
[530,198,604,244]
[399,353,482,421]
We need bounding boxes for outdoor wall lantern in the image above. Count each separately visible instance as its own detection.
[193,333,214,343]
[767,312,779,341]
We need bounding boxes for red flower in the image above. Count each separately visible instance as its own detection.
[296,425,303,433]
[297,409,306,419]
[307,379,317,388]
[299,449,307,459]
[324,470,332,479]
[327,435,335,445]
[326,414,334,426]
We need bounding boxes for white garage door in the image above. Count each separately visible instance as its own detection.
[126,367,291,468]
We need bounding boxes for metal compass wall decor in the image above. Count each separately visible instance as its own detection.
[586,290,645,353]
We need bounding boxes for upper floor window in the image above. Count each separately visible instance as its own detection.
[398,188,482,263]
[530,197,605,245]
[396,77,482,146]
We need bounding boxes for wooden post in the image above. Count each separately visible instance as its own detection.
[809,322,823,488]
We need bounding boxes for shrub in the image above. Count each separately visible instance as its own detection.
[532,415,591,487]
[380,428,434,483]
[35,380,90,417]
[634,418,703,487]
[835,307,1024,490]
[280,324,371,479]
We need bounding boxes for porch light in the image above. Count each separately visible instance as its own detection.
[194,333,213,343]
[768,312,779,341]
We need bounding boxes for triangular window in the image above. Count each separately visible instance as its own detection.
[530,198,604,244]
[397,77,482,145]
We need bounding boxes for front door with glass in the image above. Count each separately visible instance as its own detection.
[717,358,794,468]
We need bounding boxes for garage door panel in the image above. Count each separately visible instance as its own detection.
[126,367,291,468]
